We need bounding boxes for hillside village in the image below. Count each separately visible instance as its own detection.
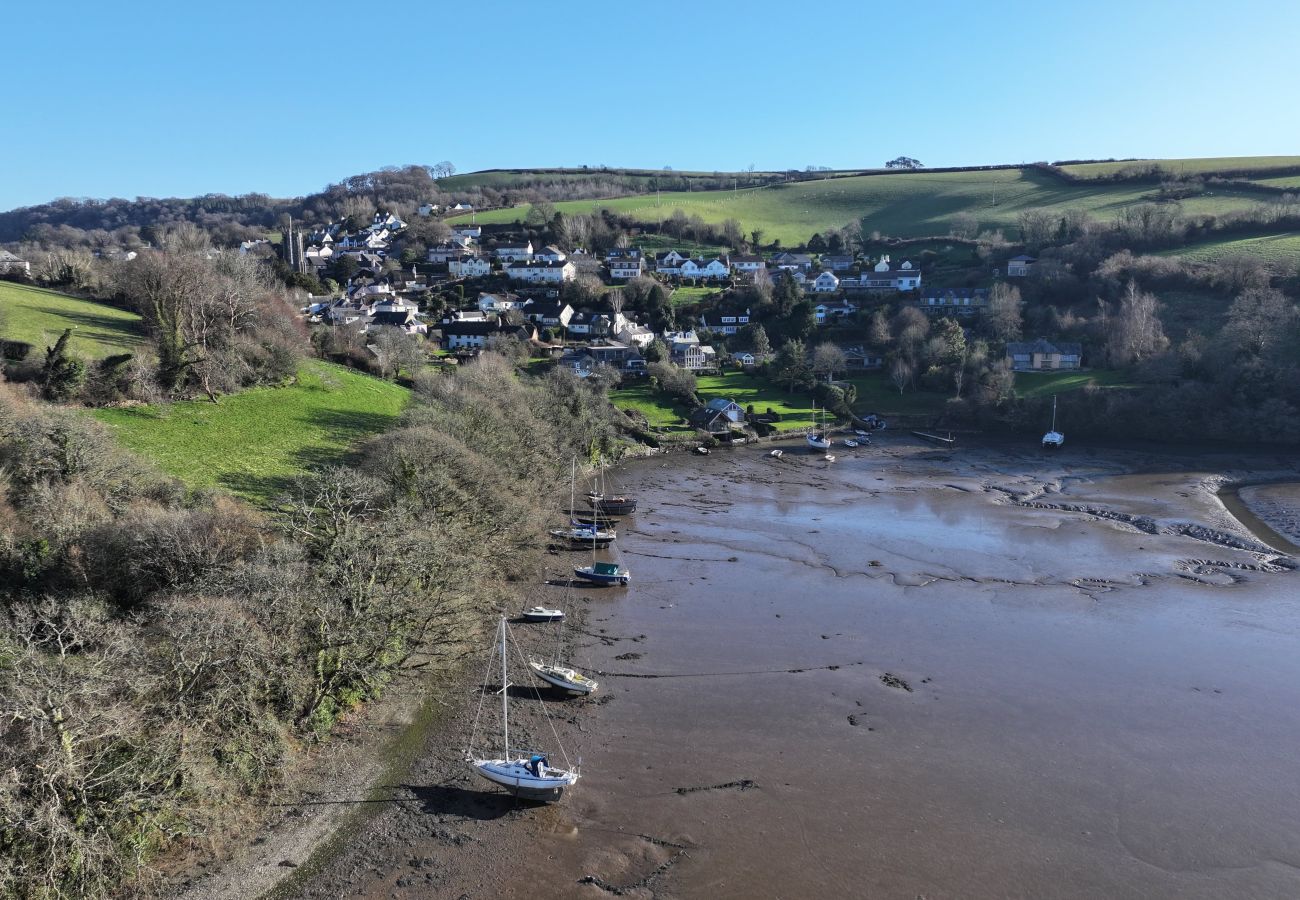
[271,207,1073,395]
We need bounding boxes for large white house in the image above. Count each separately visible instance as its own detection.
[731,254,765,274]
[814,300,857,324]
[700,306,751,335]
[813,270,840,293]
[680,257,730,280]
[535,245,567,263]
[449,255,491,278]
[477,292,529,312]
[655,250,689,275]
[506,259,575,283]
[494,241,534,263]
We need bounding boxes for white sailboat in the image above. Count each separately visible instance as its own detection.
[806,405,832,452]
[1042,395,1064,449]
[467,617,581,801]
[530,573,599,695]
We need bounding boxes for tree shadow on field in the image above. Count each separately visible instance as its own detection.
[308,407,401,448]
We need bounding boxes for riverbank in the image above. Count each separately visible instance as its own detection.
[285,433,1300,899]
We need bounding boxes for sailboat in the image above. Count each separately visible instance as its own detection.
[806,405,832,452]
[550,459,617,547]
[1042,395,1064,449]
[467,617,581,801]
[529,610,599,696]
[586,459,637,515]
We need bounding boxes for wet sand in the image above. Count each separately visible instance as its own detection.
[293,437,1300,899]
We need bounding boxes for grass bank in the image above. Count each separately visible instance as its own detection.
[92,359,408,505]
[0,281,144,359]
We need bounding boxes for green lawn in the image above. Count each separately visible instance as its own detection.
[0,282,145,359]
[456,167,1265,246]
[1014,369,1135,398]
[91,360,409,505]
[671,285,725,308]
[633,234,731,256]
[842,374,950,416]
[1160,232,1300,269]
[1060,156,1300,178]
[612,381,693,432]
[696,371,819,429]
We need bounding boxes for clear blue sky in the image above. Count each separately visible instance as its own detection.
[4,0,1297,211]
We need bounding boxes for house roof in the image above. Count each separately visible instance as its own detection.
[1006,339,1082,356]
[1009,255,1037,263]
[508,259,569,269]
[705,398,741,412]
[923,288,989,300]
[371,310,417,327]
[731,254,763,264]
[0,250,27,262]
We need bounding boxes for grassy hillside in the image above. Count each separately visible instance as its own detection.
[457,168,1267,245]
[0,282,144,359]
[1160,232,1300,269]
[92,360,408,505]
[1060,156,1300,178]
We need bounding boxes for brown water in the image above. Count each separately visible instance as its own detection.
[304,441,1300,900]
[524,444,1300,899]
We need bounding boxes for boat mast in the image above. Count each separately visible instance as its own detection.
[1050,395,1058,432]
[500,618,509,758]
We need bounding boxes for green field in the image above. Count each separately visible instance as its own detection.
[0,282,144,359]
[92,360,409,505]
[1160,232,1300,269]
[1060,157,1300,178]
[633,233,730,255]
[456,168,1266,246]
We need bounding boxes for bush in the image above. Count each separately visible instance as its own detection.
[2,339,33,361]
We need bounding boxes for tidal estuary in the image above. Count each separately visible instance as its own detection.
[292,437,1300,900]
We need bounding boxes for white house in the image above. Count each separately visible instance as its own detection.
[700,306,751,336]
[450,202,474,212]
[477,292,529,313]
[449,255,491,278]
[428,242,477,264]
[417,203,439,217]
[858,256,922,291]
[731,254,765,274]
[523,300,574,329]
[452,224,482,240]
[680,257,730,280]
[494,241,534,263]
[0,249,31,276]
[654,250,688,275]
[814,301,857,324]
[813,270,840,292]
[506,259,575,283]
[1007,255,1037,277]
[535,245,567,263]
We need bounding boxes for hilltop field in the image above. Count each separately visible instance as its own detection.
[453,164,1287,246]
[0,281,144,359]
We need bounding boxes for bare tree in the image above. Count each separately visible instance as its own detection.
[1106,280,1168,366]
[369,327,425,379]
[812,343,847,382]
[987,283,1024,342]
[889,357,914,394]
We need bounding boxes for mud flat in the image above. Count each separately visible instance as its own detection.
[1228,482,1300,553]
[287,436,1300,900]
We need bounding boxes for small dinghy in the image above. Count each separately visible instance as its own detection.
[522,606,564,622]
[844,439,860,448]
[854,429,871,437]
[694,446,709,456]
[770,449,784,458]
[574,561,630,586]
[823,453,836,462]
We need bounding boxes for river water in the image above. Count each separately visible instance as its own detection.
[310,438,1300,900]
[516,441,1300,899]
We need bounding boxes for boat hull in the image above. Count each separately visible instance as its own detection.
[531,661,598,695]
[587,494,637,515]
[574,567,630,586]
[471,759,578,801]
[807,436,832,451]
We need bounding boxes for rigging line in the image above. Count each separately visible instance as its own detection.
[504,618,576,773]
[596,661,865,679]
[464,617,499,757]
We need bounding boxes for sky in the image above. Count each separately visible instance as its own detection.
[3,0,1298,211]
